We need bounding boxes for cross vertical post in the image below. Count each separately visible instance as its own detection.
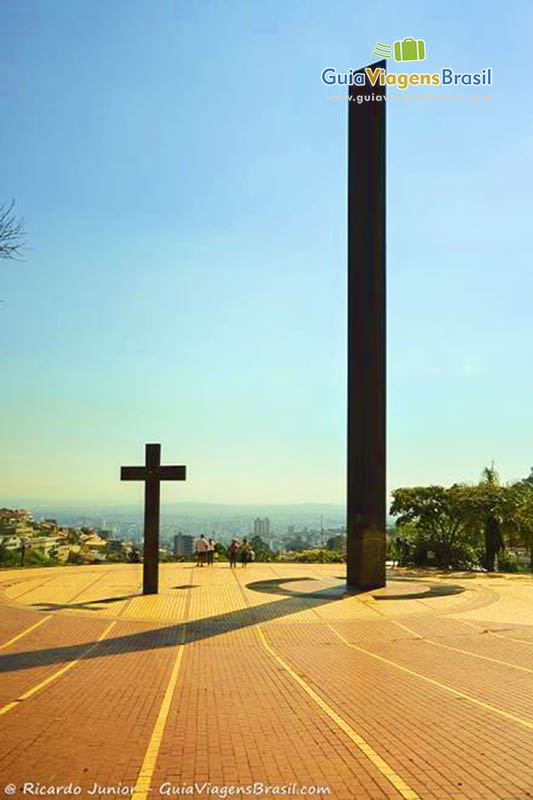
[121,443,187,595]
[346,61,387,589]
[143,443,161,595]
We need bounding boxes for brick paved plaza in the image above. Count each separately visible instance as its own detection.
[0,563,531,800]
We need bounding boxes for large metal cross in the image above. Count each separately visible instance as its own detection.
[121,443,186,595]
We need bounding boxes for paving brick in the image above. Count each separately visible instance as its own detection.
[0,564,531,800]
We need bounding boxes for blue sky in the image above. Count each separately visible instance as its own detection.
[1,0,532,505]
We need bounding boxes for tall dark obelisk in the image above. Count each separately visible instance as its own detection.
[346,61,386,589]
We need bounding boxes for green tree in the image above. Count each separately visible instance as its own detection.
[391,470,533,573]
[506,481,533,571]
[458,467,506,571]
[215,542,228,560]
[0,542,18,567]
[326,534,347,552]
[25,549,58,567]
[250,535,274,562]
[390,485,478,568]
[284,534,307,552]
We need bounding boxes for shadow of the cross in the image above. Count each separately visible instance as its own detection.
[32,585,199,613]
[0,576,464,675]
[32,594,141,612]
[0,577,355,673]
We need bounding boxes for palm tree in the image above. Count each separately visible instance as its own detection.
[479,463,504,571]
[481,462,499,486]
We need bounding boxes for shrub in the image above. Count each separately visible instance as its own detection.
[291,549,344,563]
[496,551,520,573]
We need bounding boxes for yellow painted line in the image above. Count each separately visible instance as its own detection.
[328,624,533,731]
[132,570,194,800]
[0,620,117,716]
[457,618,533,646]
[0,615,52,650]
[131,645,185,800]
[392,620,533,673]
[8,574,61,600]
[0,702,18,714]
[256,625,420,800]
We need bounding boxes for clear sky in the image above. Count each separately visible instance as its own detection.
[1,0,532,506]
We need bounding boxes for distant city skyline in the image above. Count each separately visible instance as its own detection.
[1,1,532,504]
[0,501,348,548]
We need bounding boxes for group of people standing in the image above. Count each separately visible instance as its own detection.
[227,538,254,568]
[193,534,255,568]
[193,534,217,566]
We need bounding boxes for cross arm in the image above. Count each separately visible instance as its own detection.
[158,466,186,481]
[121,466,147,481]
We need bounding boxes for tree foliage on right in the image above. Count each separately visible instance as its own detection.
[391,465,533,571]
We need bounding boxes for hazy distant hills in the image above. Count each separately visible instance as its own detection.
[4,502,400,531]
[21,502,347,530]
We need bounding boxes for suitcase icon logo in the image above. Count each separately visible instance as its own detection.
[393,38,426,62]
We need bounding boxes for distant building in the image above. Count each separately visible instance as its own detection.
[173,533,193,557]
[3,509,30,520]
[105,539,124,553]
[0,534,23,551]
[39,521,59,536]
[81,533,108,560]
[29,535,62,556]
[0,508,35,542]
[254,517,271,539]
[0,508,33,531]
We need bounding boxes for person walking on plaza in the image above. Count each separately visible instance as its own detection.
[194,534,209,567]
[228,538,240,568]
[240,538,251,568]
[207,537,215,566]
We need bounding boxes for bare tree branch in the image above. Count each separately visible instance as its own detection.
[0,199,26,260]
